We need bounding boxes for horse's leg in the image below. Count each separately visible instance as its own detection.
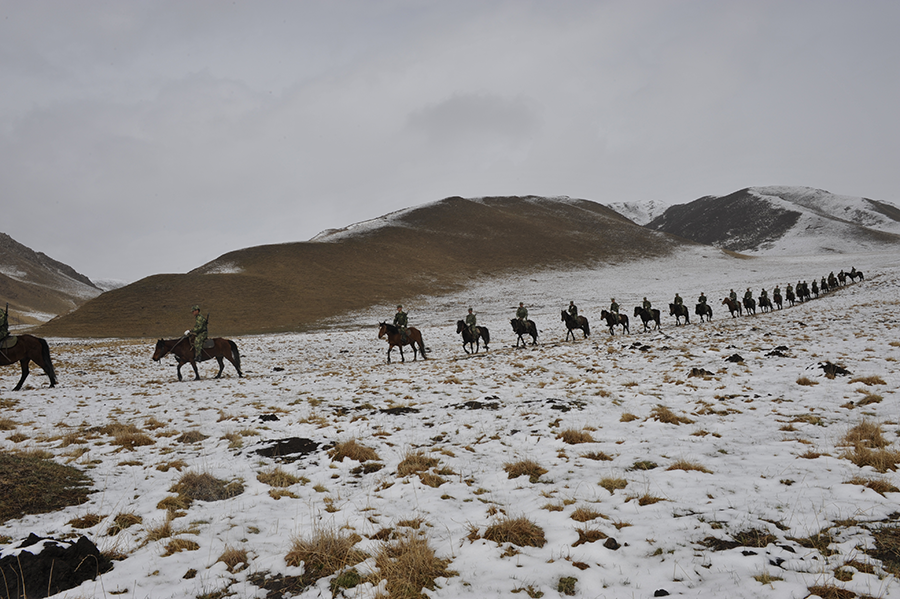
[176,360,184,382]
[215,357,225,378]
[399,344,405,363]
[13,358,29,391]
[386,345,392,364]
[189,358,201,380]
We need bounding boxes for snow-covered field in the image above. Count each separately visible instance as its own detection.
[2,250,900,598]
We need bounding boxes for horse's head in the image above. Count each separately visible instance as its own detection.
[377,322,387,338]
[456,320,465,333]
[633,306,640,316]
[561,311,566,321]
[151,339,167,361]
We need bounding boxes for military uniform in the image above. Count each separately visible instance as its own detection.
[642,297,652,311]
[729,289,737,303]
[698,294,707,305]
[673,294,683,306]
[516,303,528,321]
[465,309,477,336]
[190,305,208,360]
[568,302,578,317]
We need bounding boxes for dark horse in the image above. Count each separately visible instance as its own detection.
[600,310,629,335]
[722,297,742,318]
[510,318,538,347]
[633,306,661,332]
[759,296,772,313]
[848,269,864,282]
[773,292,783,310]
[456,320,490,354]
[669,303,690,325]
[695,303,713,323]
[743,296,757,315]
[560,311,590,341]
[152,336,243,381]
[0,335,57,390]
[378,322,426,363]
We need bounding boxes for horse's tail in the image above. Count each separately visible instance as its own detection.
[39,337,57,386]
[229,340,241,371]
[480,327,490,346]
[418,331,427,359]
[584,320,591,336]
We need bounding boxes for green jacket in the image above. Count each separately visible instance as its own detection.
[516,306,528,320]
[610,302,619,313]
[642,299,652,311]
[465,313,477,327]
[193,314,208,336]
[394,311,408,328]
[568,304,578,317]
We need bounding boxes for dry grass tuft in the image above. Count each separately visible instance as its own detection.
[572,527,607,547]
[483,516,547,548]
[844,476,900,496]
[557,429,595,444]
[599,477,627,494]
[68,513,106,529]
[649,405,694,425]
[796,376,818,386]
[841,420,890,449]
[839,420,900,472]
[257,466,303,488]
[329,439,379,462]
[580,451,613,461]
[849,375,886,386]
[570,507,604,522]
[285,528,367,583]
[0,417,17,431]
[217,545,249,573]
[167,471,244,507]
[503,459,547,483]
[176,430,209,444]
[371,532,455,599]
[161,538,200,556]
[397,450,439,477]
[620,413,639,422]
[108,512,143,535]
[666,459,712,473]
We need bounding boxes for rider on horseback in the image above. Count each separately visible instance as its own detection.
[610,298,620,324]
[729,289,737,303]
[673,293,683,307]
[394,305,409,342]
[189,305,208,361]
[643,297,652,311]
[516,302,528,322]
[568,301,578,318]
[698,292,707,306]
[744,288,753,301]
[465,307,477,337]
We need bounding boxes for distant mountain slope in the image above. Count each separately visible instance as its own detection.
[605,199,670,226]
[38,196,695,338]
[0,232,101,326]
[646,186,900,254]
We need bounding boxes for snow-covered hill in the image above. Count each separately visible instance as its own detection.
[647,186,900,255]
[3,249,899,598]
[605,199,670,226]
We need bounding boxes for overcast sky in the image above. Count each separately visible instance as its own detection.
[2,1,899,282]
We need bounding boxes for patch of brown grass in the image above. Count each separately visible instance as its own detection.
[397,451,439,477]
[850,375,886,386]
[649,405,694,425]
[598,477,627,494]
[165,471,244,510]
[483,516,546,548]
[217,545,249,573]
[68,513,106,529]
[371,533,455,599]
[570,507,604,522]
[580,451,613,461]
[0,450,93,524]
[162,538,200,556]
[620,413,639,422]
[286,528,367,585]
[796,376,818,386]
[844,476,900,496]
[329,439,379,462]
[257,466,303,488]
[666,459,712,473]
[572,527,607,547]
[841,420,889,449]
[557,429,594,444]
[176,430,209,444]
[108,512,143,535]
[503,459,547,483]
[0,417,17,430]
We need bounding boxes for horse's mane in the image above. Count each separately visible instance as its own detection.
[380,322,399,334]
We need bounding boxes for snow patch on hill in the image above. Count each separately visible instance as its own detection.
[606,199,670,225]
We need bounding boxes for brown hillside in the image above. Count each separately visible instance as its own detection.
[37,196,690,338]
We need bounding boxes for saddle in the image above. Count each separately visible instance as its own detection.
[203,339,215,349]
[0,335,17,349]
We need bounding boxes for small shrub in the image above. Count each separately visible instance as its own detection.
[483,516,546,548]
[630,460,658,471]
[503,459,547,483]
[557,429,594,444]
[557,576,577,596]
[169,471,244,505]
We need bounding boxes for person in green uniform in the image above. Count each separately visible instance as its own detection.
[568,301,578,318]
[673,293,683,306]
[609,298,620,323]
[642,297,652,311]
[698,292,707,306]
[465,307,477,336]
[729,289,737,303]
[744,288,753,301]
[394,305,408,341]
[516,302,528,322]
[190,305,208,361]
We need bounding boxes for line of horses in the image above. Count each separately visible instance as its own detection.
[0,269,867,385]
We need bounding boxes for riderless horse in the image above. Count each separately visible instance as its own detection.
[0,334,57,390]
[600,310,629,335]
[152,336,243,381]
[378,322,427,363]
[456,320,490,354]
[633,306,661,332]
[560,310,590,341]
[510,318,538,347]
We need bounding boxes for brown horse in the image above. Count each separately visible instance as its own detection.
[152,336,243,381]
[378,322,426,363]
[721,297,742,317]
[0,335,57,390]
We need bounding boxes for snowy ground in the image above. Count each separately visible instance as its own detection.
[2,250,900,598]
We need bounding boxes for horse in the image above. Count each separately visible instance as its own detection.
[742,296,756,315]
[378,322,426,363]
[456,320,490,354]
[560,311,590,341]
[786,288,796,306]
[0,335,57,391]
[721,297,742,318]
[695,303,713,323]
[633,306,661,332]
[773,292,783,310]
[758,296,772,313]
[797,284,811,303]
[669,303,690,325]
[600,310,629,335]
[152,336,243,381]
[820,278,829,294]
[510,318,538,347]
[849,269,864,282]
[838,271,847,286]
